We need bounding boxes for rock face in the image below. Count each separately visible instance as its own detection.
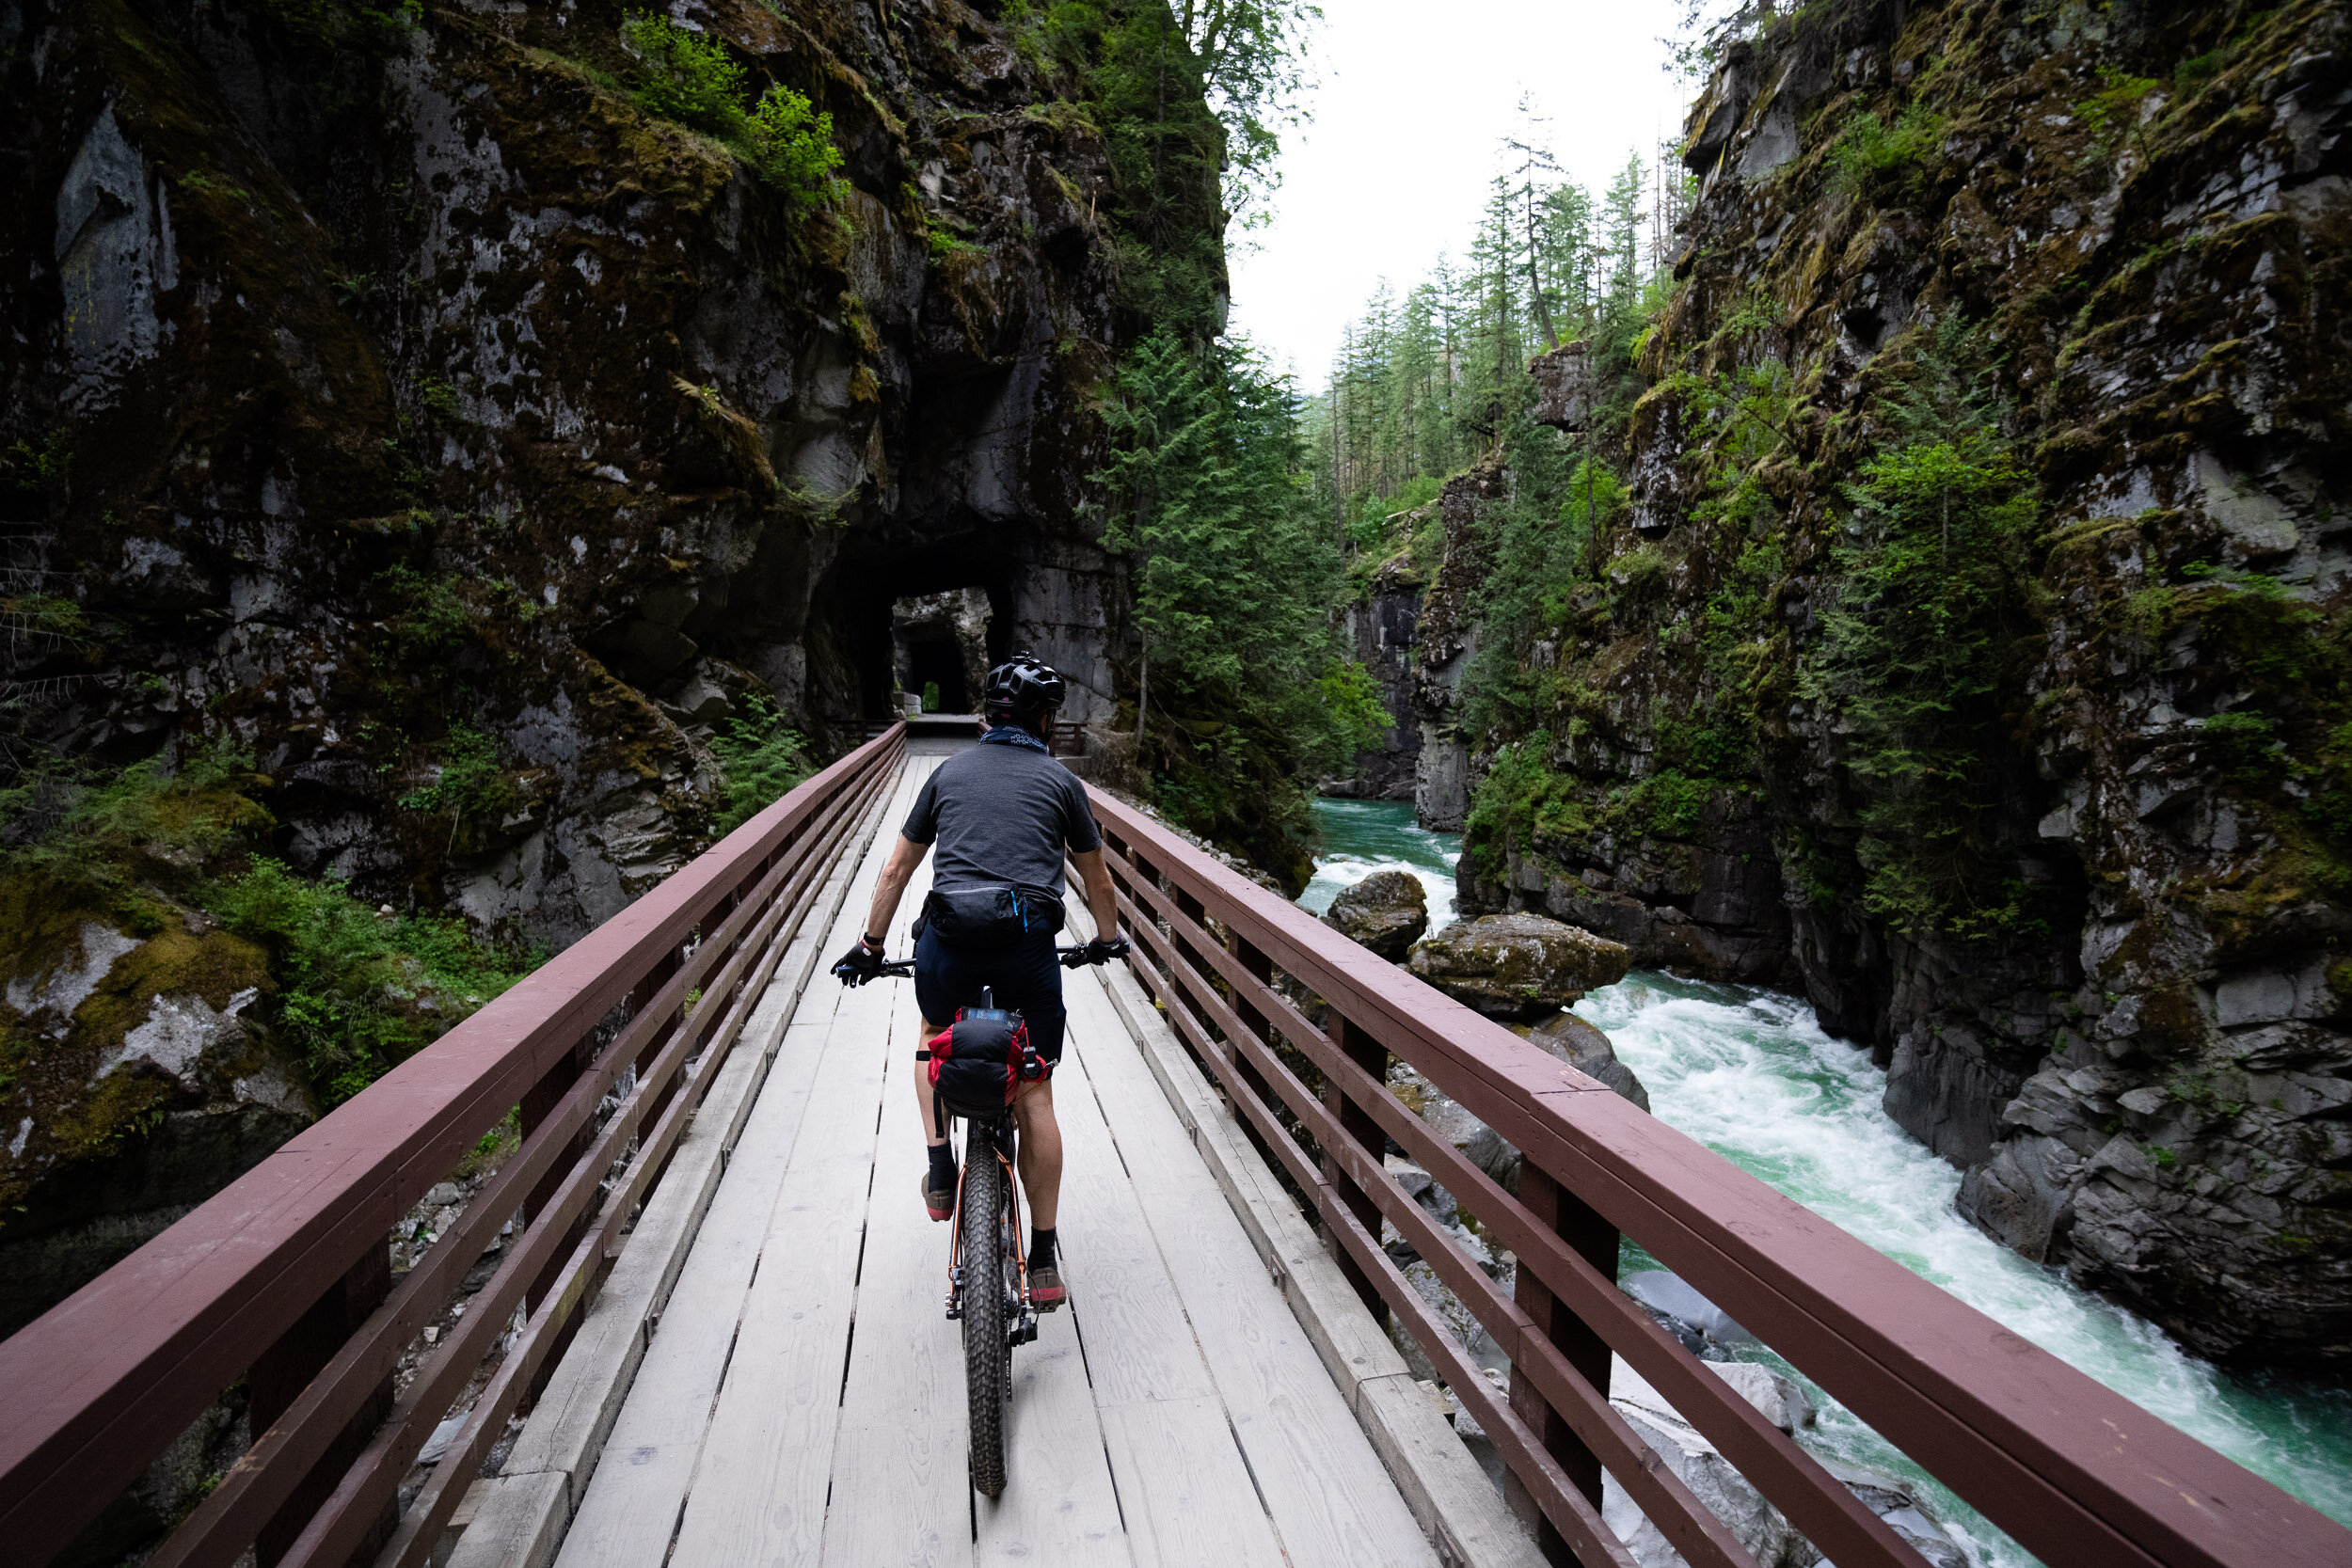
[1405,0,2352,1366]
[1525,1010,1650,1111]
[1601,1354,1962,1568]
[1327,552,1424,800]
[1321,869,1429,960]
[0,0,1172,951]
[0,917,316,1337]
[1407,911,1630,1022]
[0,0,1226,1341]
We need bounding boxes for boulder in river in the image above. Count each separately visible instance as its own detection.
[1407,911,1629,1021]
[1321,870,1429,960]
[1603,1354,1963,1568]
[1521,1010,1651,1111]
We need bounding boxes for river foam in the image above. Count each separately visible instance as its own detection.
[1306,799,2352,1563]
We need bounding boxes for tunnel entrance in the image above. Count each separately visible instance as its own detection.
[905,635,968,711]
[890,588,993,715]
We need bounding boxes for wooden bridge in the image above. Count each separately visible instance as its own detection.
[3,726,2347,1568]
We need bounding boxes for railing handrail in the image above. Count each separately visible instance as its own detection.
[0,725,906,1565]
[1082,787,2351,1568]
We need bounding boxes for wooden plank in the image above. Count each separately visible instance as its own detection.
[1062,974,1439,1568]
[442,1470,567,1568]
[977,1307,1132,1565]
[494,1038,760,1513]
[1089,947,1414,1408]
[1097,1399,1288,1568]
[663,952,898,1563]
[818,994,972,1568]
[554,766,927,1568]
[1087,953,1544,1568]
[1036,1063,1220,1410]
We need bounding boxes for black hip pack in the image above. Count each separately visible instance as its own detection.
[919,881,1065,950]
[924,1005,1051,1124]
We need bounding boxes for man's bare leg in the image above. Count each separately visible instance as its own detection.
[1010,1077,1061,1231]
[915,1015,956,1220]
[914,1013,946,1145]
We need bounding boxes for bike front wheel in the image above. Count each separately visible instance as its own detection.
[961,1120,1011,1497]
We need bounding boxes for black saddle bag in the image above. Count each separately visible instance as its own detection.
[919,881,1065,950]
[926,1007,1050,1121]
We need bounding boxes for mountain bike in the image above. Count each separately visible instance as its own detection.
[868,947,1099,1497]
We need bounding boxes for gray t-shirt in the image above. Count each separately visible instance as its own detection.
[903,740,1103,893]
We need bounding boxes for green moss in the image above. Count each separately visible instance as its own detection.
[1826,103,1948,198]
[210,861,532,1105]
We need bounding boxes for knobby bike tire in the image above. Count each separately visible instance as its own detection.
[961,1120,1010,1497]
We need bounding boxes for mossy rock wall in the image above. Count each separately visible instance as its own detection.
[1430,0,2352,1367]
[1,0,1168,952]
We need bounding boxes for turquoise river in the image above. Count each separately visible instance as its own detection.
[1299,797,2352,1567]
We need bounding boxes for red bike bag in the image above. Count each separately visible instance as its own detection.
[926,1007,1049,1121]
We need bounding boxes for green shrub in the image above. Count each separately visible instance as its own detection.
[1827,104,1947,196]
[212,860,531,1104]
[2201,709,2280,785]
[378,564,471,657]
[398,724,516,850]
[920,681,942,713]
[745,83,850,216]
[1616,769,1710,841]
[1465,733,1590,874]
[1802,318,2042,940]
[621,13,848,214]
[1311,659,1394,765]
[0,740,267,895]
[711,697,814,834]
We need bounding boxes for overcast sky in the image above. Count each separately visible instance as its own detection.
[1226,0,1702,382]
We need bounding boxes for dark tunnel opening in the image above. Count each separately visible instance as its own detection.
[906,636,970,711]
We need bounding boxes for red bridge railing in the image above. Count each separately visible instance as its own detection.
[0,724,904,1568]
[1083,788,2352,1568]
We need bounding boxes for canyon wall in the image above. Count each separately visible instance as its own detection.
[0,0,1190,1330]
[1376,0,2351,1367]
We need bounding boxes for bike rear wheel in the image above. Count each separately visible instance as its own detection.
[961,1120,1011,1497]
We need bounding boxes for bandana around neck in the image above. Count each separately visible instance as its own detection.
[981,724,1051,754]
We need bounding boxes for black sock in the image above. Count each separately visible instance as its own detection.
[928,1142,956,1188]
[1028,1226,1057,1271]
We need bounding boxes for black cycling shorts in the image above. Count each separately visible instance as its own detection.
[914,924,1067,1064]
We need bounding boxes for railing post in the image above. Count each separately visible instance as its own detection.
[1504,1164,1618,1563]
[1225,934,1292,1181]
[519,1028,596,1316]
[1323,1015,1390,1323]
[249,1241,392,1566]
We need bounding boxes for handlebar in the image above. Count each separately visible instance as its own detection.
[841,942,1125,988]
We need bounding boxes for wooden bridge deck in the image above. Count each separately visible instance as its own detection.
[454,755,1477,1568]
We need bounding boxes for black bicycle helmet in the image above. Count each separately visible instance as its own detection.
[983,650,1066,729]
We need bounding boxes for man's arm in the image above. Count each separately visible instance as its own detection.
[1071,847,1118,942]
[863,833,930,951]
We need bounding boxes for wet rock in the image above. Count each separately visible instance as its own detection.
[1530,340,1595,433]
[1620,1270,1756,1358]
[1407,912,1630,1022]
[1604,1356,1961,1568]
[1326,557,1423,800]
[1601,1355,1818,1568]
[1522,1010,1651,1111]
[1323,870,1429,960]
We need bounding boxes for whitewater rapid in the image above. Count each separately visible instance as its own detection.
[1303,800,2352,1565]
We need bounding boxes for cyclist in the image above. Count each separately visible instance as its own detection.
[834,652,1126,1310]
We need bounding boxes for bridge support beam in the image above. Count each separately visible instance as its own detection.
[249,1242,392,1568]
[1322,1018,1391,1324]
[1502,1166,1617,1566]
